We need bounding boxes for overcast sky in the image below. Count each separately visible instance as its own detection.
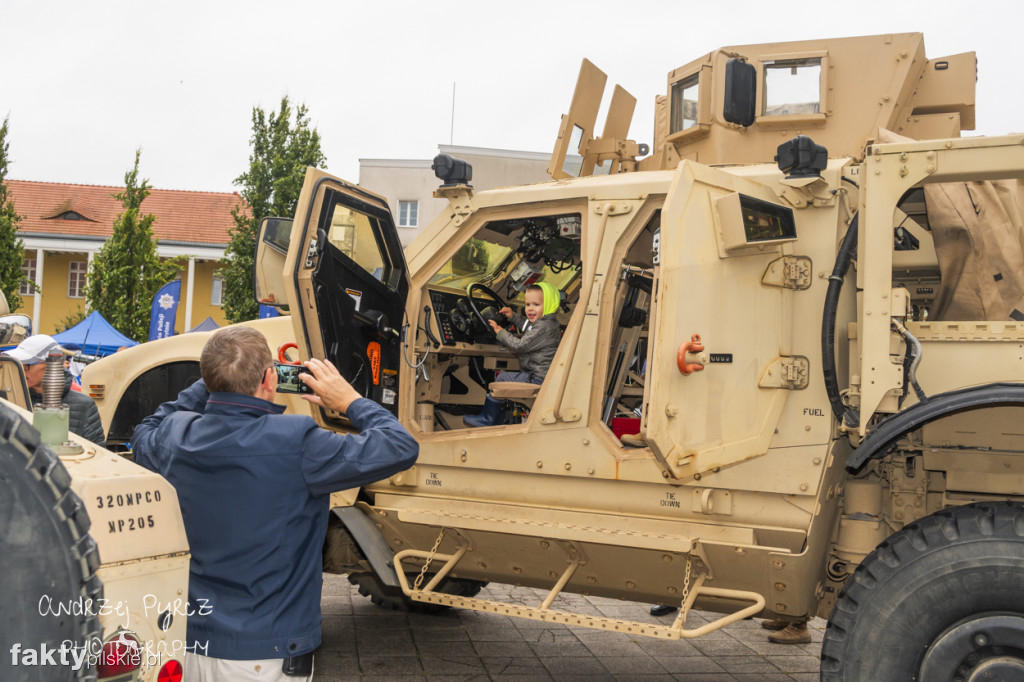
[2,0,1021,194]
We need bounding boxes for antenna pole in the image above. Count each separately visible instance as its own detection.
[450,82,456,145]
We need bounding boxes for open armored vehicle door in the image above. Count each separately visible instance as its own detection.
[268,168,410,422]
[644,162,800,479]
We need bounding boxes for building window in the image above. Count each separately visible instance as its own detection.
[398,200,418,228]
[211,276,224,306]
[20,258,36,296]
[68,261,87,298]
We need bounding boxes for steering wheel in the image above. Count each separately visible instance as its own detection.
[466,283,509,335]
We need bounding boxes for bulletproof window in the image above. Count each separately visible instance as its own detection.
[670,74,700,134]
[763,58,822,116]
[325,203,386,283]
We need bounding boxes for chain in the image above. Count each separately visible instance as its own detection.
[414,527,447,591]
[680,553,693,606]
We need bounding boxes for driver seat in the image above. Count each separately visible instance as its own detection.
[489,381,540,407]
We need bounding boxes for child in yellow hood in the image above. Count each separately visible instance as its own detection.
[464,282,562,427]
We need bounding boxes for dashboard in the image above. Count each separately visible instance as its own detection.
[428,288,508,346]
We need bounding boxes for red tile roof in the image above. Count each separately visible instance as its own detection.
[7,180,248,246]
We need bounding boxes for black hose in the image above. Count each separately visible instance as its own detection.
[422,306,441,348]
[822,215,859,421]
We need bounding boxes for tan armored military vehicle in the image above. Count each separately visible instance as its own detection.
[81,315,299,451]
[1,297,190,682]
[92,32,1024,680]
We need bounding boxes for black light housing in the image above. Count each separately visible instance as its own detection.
[723,58,756,127]
[776,135,828,179]
[432,154,473,188]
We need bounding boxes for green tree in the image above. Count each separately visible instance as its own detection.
[86,149,181,342]
[0,116,27,312]
[221,96,326,322]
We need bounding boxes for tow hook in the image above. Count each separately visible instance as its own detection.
[677,334,705,375]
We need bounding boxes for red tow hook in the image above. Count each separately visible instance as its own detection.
[277,342,301,365]
[677,334,705,375]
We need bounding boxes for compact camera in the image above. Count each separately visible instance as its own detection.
[274,362,313,394]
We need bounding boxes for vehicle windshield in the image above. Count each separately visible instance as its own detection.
[429,239,513,290]
[428,214,583,298]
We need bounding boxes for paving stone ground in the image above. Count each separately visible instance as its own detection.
[314,574,824,681]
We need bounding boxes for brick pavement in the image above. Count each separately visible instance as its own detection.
[315,574,823,681]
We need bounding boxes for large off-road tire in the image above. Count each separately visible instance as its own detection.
[821,502,1024,681]
[347,571,485,614]
[0,405,103,681]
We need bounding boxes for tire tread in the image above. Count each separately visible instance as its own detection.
[821,502,1024,681]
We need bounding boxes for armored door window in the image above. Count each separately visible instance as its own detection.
[763,58,821,116]
[327,204,387,283]
[670,74,700,134]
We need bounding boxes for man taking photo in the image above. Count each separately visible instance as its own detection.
[132,326,418,681]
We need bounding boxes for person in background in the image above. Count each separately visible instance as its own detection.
[3,334,105,445]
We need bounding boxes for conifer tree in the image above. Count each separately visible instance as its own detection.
[0,116,27,312]
[86,149,180,342]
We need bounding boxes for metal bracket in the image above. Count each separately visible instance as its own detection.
[593,202,634,216]
[759,355,810,390]
[761,255,812,290]
[433,186,475,226]
[304,238,319,268]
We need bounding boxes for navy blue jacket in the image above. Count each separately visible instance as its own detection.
[131,379,418,660]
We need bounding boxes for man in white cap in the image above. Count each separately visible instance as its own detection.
[3,334,105,445]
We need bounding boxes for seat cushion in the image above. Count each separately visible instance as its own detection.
[489,381,540,400]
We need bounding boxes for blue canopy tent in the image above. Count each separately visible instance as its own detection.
[185,317,220,333]
[52,311,138,356]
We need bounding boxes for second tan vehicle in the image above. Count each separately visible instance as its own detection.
[86,32,1024,681]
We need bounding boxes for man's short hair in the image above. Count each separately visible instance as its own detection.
[200,326,273,395]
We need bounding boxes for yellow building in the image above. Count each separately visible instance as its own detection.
[8,180,242,336]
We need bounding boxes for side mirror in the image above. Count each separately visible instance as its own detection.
[253,217,293,309]
[0,314,31,345]
[723,59,756,127]
[0,356,32,410]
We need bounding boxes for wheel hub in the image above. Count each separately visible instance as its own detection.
[919,614,1024,682]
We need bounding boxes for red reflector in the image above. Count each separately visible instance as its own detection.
[97,632,141,677]
[159,659,184,682]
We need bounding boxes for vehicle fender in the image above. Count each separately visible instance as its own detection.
[331,505,400,587]
[846,382,1024,472]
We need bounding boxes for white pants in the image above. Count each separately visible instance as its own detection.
[184,652,313,682]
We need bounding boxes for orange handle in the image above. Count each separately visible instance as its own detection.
[277,342,300,365]
[677,334,705,375]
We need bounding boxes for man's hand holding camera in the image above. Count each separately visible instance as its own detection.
[297,358,361,414]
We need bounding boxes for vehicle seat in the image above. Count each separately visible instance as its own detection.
[488,381,540,407]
